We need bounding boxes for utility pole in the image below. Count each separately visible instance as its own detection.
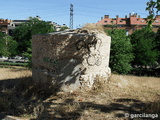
[70,4,73,29]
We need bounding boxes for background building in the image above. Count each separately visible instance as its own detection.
[0,19,11,34]
[8,20,29,36]
[7,16,68,36]
[97,13,160,35]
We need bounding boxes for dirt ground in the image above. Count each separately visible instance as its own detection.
[0,68,160,120]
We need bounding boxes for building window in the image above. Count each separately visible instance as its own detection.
[155,20,159,23]
[120,20,123,22]
[104,21,107,23]
[141,20,145,23]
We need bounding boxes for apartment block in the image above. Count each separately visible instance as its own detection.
[97,13,160,35]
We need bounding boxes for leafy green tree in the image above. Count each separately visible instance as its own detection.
[155,28,160,63]
[0,33,18,57]
[130,28,158,67]
[146,0,160,66]
[106,29,133,74]
[13,17,55,67]
[146,0,160,27]
[13,17,55,54]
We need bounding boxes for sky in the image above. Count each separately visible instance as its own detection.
[0,0,150,29]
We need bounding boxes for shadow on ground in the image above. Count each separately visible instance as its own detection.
[0,77,160,120]
[0,76,57,120]
[35,96,160,120]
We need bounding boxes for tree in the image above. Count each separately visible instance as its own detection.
[13,18,55,67]
[0,33,18,57]
[13,18,55,54]
[106,29,133,74]
[155,28,160,64]
[130,28,158,67]
[146,0,160,64]
[146,0,160,27]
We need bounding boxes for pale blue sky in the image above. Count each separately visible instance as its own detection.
[0,0,149,28]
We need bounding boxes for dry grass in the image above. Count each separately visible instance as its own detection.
[0,68,43,120]
[110,74,160,88]
[37,74,160,120]
[0,68,32,80]
[82,23,104,31]
[0,68,160,120]
[75,23,105,35]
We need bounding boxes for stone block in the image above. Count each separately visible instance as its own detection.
[32,29,111,92]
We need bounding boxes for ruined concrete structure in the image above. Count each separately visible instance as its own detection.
[32,28,111,92]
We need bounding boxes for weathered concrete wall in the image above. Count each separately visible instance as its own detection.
[32,29,111,92]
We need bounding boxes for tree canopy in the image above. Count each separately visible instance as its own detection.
[106,29,133,74]
[13,18,55,54]
[146,0,160,27]
[146,0,160,64]
[130,27,158,67]
[12,17,55,68]
[155,28,160,64]
[0,33,18,57]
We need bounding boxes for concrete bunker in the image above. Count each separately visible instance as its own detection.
[32,28,111,92]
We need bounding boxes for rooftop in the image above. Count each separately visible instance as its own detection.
[97,13,160,26]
